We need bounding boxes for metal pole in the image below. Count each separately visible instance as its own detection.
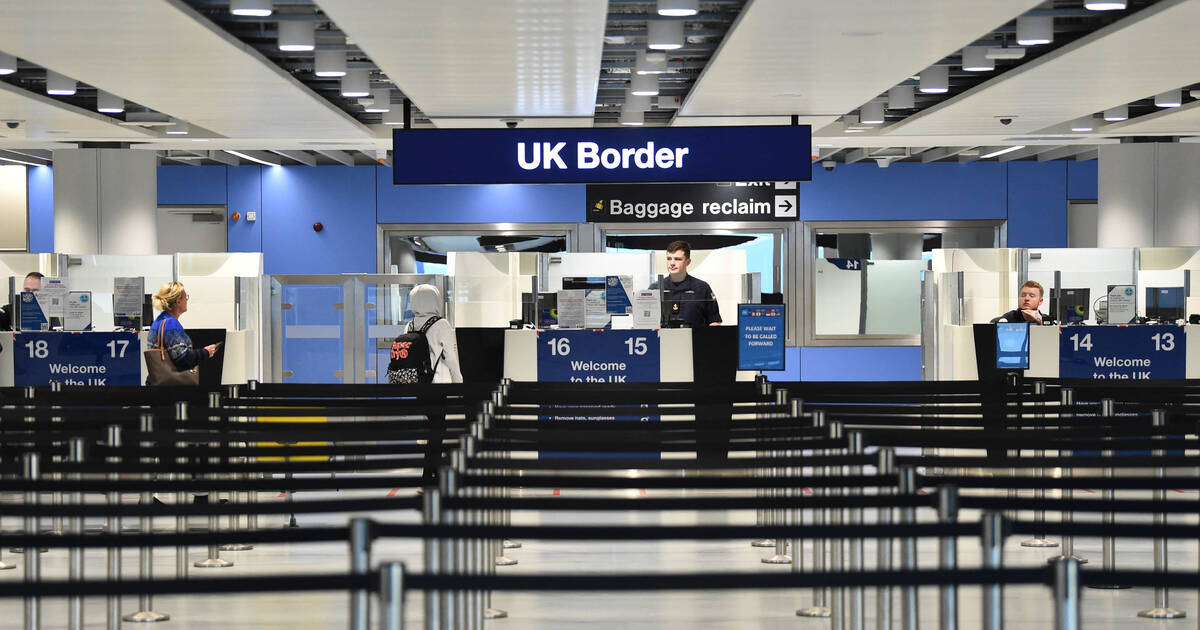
[829,421,846,630]
[174,403,190,579]
[1022,381,1057,548]
[350,518,375,630]
[379,562,406,630]
[216,389,252,553]
[23,453,41,630]
[876,448,895,630]
[422,488,443,630]
[898,466,919,630]
[1136,409,1185,618]
[937,486,959,630]
[762,394,791,563]
[1049,387,1086,565]
[797,409,830,618]
[980,512,1005,630]
[1087,398,1127,590]
[1051,557,1082,630]
[194,398,232,569]
[124,416,169,623]
[106,424,123,630]
[847,431,865,630]
[439,467,459,630]
[67,437,86,630]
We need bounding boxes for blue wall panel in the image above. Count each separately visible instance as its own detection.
[227,166,262,253]
[157,165,227,205]
[799,346,922,381]
[1067,160,1098,199]
[1007,161,1067,248]
[800,162,1007,221]
[377,166,584,223]
[27,166,53,253]
[260,166,377,274]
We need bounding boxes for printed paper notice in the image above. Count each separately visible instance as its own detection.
[64,291,93,331]
[556,289,586,329]
[632,290,661,329]
[37,277,67,320]
[113,277,144,327]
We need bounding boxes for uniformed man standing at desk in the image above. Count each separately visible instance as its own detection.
[652,240,722,328]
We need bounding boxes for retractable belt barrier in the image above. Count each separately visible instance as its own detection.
[2,376,1200,630]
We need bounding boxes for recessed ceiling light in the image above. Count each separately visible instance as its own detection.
[1016,15,1053,46]
[278,21,315,52]
[1103,105,1128,121]
[0,52,16,75]
[656,0,697,17]
[230,0,272,17]
[1154,89,1182,108]
[1084,1,1126,9]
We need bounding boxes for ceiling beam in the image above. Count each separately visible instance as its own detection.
[272,150,318,166]
[1076,148,1098,161]
[843,148,869,164]
[316,149,355,166]
[921,146,972,163]
[225,150,282,166]
[1036,145,1094,162]
[207,150,238,166]
[0,150,49,166]
[997,145,1042,162]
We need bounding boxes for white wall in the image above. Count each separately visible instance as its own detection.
[53,149,157,254]
[0,166,27,250]
[1099,143,1200,248]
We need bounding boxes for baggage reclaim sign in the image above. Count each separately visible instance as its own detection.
[391,126,811,185]
[587,181,798,223]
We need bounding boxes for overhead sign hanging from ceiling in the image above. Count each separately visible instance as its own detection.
[391,126,811,185]
[586,181,797,222]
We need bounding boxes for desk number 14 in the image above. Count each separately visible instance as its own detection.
[1069,333,1092,351]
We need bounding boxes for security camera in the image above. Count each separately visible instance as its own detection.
[999,118,1013,126]
[821,160,836,171]
[501,118,521,129]
[4,120,20,129]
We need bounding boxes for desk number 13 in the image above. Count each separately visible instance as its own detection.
[1152,332,1175,351]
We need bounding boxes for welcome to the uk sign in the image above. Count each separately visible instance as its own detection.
[392,126,812,185]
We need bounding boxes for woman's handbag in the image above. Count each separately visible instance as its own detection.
[144,325,199,386]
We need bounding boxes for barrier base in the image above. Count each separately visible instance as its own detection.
[1047,554,1088,565]
[761,554,792,565]
[1020,537,1058,548]
[1138,607,1185,619]
[219,543,254,551]
[123,611,170,623]
[1087,584,1131,590]
[484,608,508,619]
[0,560,14,570]
[9,548,48,554]
[194,557,234,568]
[797,606,831,618]
[495,556,518,566]
[502,539,522,549]
[751,539,775,548]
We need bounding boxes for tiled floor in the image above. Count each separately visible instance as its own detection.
[0,481,1194,629]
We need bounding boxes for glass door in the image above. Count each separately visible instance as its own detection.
[276,279,347,383]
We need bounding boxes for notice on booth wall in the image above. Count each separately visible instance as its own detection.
[64,292,93,331]
[605,275,634,314]
[556,289,586,329]
[1107,285,1135,324]
[737,304,785,371]
[585,289,609,328]
[37,277,67,320]
[632,290,661,329]
[18,291,47,331]
[113,277,144,328]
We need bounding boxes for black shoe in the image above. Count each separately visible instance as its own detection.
[192,494,209,505]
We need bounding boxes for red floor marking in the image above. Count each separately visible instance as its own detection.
[1082,489,1096,493]
[387,488,400,497]
[639,488,647,496]
[552,488,561,496]
[277,492,287,498]
[1173,489,1186,494]
[803,488,813,495]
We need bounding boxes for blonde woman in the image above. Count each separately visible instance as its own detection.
[149,281,218,380]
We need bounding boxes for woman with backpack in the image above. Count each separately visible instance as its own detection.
[389,283,462,384]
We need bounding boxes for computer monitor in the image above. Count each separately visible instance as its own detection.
[995,322,1030,370]
[1055,288,1090,324]
[1145,286,1185,322]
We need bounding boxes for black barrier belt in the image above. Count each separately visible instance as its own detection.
[0,406,478,421]
[961,495,1200,514]
[0,474,426,493]
[0,495,422,518]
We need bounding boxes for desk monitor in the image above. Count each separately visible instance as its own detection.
[1145,286,1185,322]
[995,322,1030,370]
[1054,288,1090,323]
[561,276,604,290]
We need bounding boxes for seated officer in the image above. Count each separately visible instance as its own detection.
[650,240,721,328]
[992,280,1054,325]
[0,272,48,331]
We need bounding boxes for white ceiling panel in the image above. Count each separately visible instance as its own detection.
[319,0,608,121]
[0,0,371,141]
[426,117,594,129]
[0,82,153,145]
[679,0,1042,118]
[1105,99,1200,135]
[889,0,1200,138]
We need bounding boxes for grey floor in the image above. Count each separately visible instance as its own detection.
[0,480,1195,629]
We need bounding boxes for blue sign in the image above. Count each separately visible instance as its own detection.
[738,304,786,371]
[537,330,660,383]
[13,332,142,386]
[1059,325,1185,379]
[19,291,47,331]
[392,126,812,185]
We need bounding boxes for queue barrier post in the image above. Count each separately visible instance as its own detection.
[1049,387,1087,565]
[897,465,919,630]
[67,437,86,630]
[174,403,190,578]
[473,418,507,620]
[875,448,895,630]
[1088,398,1128,590]
[1136,409,1185,619]
[937,485,959,630]
[105,424,123,630]
[1021,381,1058,549]
[349,518,375,630]
[23,452,42,630]
[124,416,169,623]
[980,511,1005,630]
[379,562,407,630]
[847,431,865,630]
[829,421,846,630]
[422,487,444,630]
[797,409,830,619]
[761,391,792,565]
[194,399,233,569]
[216,389,252,552]
[1051,557,1082,630]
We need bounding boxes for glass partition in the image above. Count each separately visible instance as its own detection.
[67,254,175,331]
